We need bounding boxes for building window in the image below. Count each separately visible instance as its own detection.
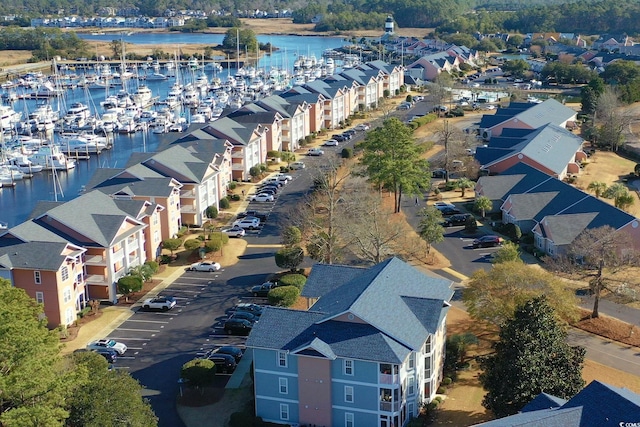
[63,287,72,303]
[408,402,415,419]
[34,271,41,284]
[345,412,354,427]
[408,353,415,369]
[65,307,74,325]
[408,377,415,395]
[345,386,354,403]
[424,356,432,378]
[279,378,288,394]
[61,266,69,281]
[279,404,289,421]
[424,336,432,354]
[35,291,44,304]
[277,351,287,368]
[344,359,354,375]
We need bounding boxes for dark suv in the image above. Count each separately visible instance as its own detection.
[332,134,347,142]
[443,213,473,227]
[224,318,254,335]
[237,210,268,222]
[251,281,278,297]
[206,353,237,373]
[232,303,264,316]
[472,235,504,248]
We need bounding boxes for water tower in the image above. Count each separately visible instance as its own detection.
[385,16,394,34]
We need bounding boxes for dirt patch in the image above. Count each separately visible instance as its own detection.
[573,309,640,347]
[0,50,33,67]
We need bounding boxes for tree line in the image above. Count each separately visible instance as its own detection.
[0,27,88,61]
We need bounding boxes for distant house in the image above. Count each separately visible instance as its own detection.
[246,257,454,427]
[474,123,586,180]
[475,162,640,256]
[475,380,640,427]
[477,99,578,141]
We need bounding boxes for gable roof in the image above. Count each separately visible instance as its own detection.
[247,257,453,363]
[480,99,577,131]
[0,240,84,271]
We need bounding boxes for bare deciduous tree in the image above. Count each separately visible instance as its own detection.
[595,88,632,152]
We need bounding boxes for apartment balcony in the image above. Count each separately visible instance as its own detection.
[84,254,106,265]
[232,163,246,171]
[180,189,196,198]
[85,274,109,286]
[181,205,197,213]
[379,373,400,385]
[379,400,400,412]
[231,151,245,159]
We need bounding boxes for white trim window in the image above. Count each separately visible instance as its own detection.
[345,385,354,403]
[34,271,41,284]
[279,378,288,394]
[63,287,72,303]
[408,376,415,395]
[61,266,69,281]
[35,291,44,304]
[344,359,354,376]
[277,351,287,368]
[345,412,354,427]
[279,404,289,421]
[65,307,74,325]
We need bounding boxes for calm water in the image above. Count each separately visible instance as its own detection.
[0,33,346,228]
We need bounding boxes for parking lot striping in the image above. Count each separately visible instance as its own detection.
[116,328,161,333]
[118,356,136,360]
[127,347,143,350]
[127,319,170,324]
[246,244,285,248]
[170,282,210,287]
[108,337,151,341]
[170,289,200,294]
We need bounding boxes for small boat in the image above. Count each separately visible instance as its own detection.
[28,144,76,170]
[7,155,44,173]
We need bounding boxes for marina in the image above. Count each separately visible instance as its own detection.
[0,33,348,227]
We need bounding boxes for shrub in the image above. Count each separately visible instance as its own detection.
[406,94,413,103]
[77,306,92,318]
[181,358,216,387]
[228,181,237,190]
[444,180,458,191]
[117,275,142,299]
[162,238,183,255]
[279,273,307,290]
[275,246,305,271]
[437,386,446,394]
[249,166,261,178]
[503,222,522,241]
[184,239,202,251]
[341,147,353,158]
[176,226,188,238]
[427,401,439,412]
[267,285,300,307]
[230,194,241,201]
[219,198,230,209]
[205,239,222,253]
[281,226,302,247]
[280,166,290,173]
[160,254,172,264]
[267,150,281,158]
[145,260,159,274]
[434,396,443,403]
[442,377,453,386]
[209,232,230,246]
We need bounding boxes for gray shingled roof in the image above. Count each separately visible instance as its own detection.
[514,99,577,129]
[200,117,260,146]
[248,257,453,363]
[476,174,527,201]
[537,212,598,245]
[507,192,559,220]
[0,240,77,271]
[141,145,212,183]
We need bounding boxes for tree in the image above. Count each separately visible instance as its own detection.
[275,246,305,272]
[480,296,585,417]
[280,151,296,165]
[205,205,218,219]
[222,27,257,53]
[117,275,143,302]
[67,352,158,427]
[184,238,203,251]
[417,206,445,255]
[501,59,529,78]
[547,225,639,318]
[491,241,521,264]
[595,87,630,151]
[581,77,605,115]
[180,359,217,388]
[604,183,634,210]
[360,117,430,212]
[162,238,183,256]
[281,226,302,247]
[456,177,474,197]
[586,181,607,198]
[128,263,154,282]
[0,280,71,426]
[474,196,493,218]
[463,261,579,325]
[447,333,478,368]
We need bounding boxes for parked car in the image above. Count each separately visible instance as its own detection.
[331,134,347,142]
[355,123,370,131]
[206,353,237,373]
[142,296,176,311]
[251,281,278,297]
[397,102,411,110]
[221,226,246,238]
[237,211,268,222]
[229,311,260,323]
[431,169,447,179]
[264,177,285,187]
[256,187,277,196]
[233,217,260,230]
[413,95,425,102]
[434,201,456,211]
[440,206,462,216]
[231,303,264,316]
[189,261,221,272]
[274,173,292,182]
[323,139,339,147]
[307,148,324,156]
[472,235,504,248]
[87,339,127,355]
[443,213,473,227]
[250,193,275,202]
[75,348,118,363]
[342,129,356,137]
[290,161,305,170]
[211,346,244,362]
[223,318,254,335]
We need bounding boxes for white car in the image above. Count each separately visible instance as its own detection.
[233,217,260,230]
[307,148,324,156]
[142,296,176,311]
[87,339,127,355]
[274,173,292,181]
[290,162,305,170]
[322,139,339,147]
[221,226,246,237]
[189,261,221,272]
[250,193,275,202]
[355,123,370,131]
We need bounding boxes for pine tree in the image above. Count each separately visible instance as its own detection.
[479,296,585,418]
